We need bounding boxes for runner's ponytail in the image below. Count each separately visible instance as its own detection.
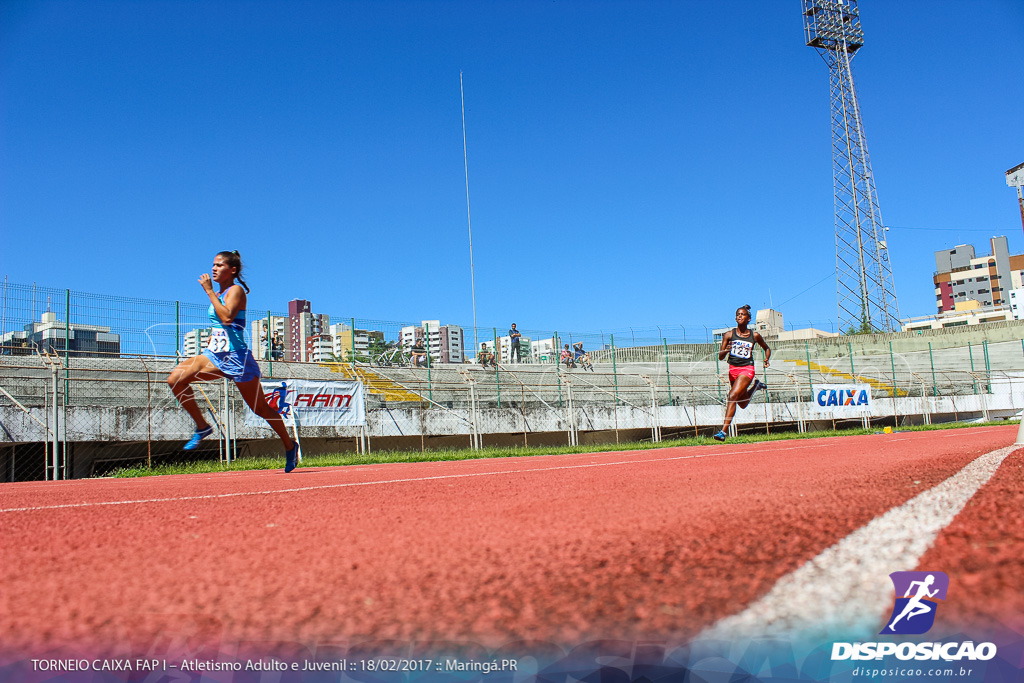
[218,250,250,293]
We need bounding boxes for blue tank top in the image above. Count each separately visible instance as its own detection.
[207,286,248,353]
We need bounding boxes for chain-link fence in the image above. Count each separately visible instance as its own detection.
[3,348,1022,481]
[2,280,1023,480]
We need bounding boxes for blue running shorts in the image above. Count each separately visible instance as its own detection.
[203,349,262,383]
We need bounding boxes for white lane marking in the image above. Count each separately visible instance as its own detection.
[0,429,1008,514]
[699,444,1018,641]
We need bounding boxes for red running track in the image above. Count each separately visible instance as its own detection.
[1,425,1020,657]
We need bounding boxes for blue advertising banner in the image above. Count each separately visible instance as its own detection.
[811,384,873,417]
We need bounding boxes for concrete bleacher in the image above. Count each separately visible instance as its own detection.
[1,335,1018,413]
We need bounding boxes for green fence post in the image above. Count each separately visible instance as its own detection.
[351,317,357,370]
[889,341,897,398]
[493,327,500,408]
[554,331,562,408]
[848,341,855,377]
[64,289,70,362]
[64,289,72,479]
[663,338,672,404]
[267,310,273,379]
[968,342,977,394]
[983,339,991,393]
[928,342,937,396]
[425,322,432,403]
[714,345,723,402]
[610,333,619,406]
[805,340,814,401]
[175,301,180,357]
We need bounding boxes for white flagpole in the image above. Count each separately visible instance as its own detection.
[461,71,479,357]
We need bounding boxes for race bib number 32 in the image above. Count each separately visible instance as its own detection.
[208,329,230,353]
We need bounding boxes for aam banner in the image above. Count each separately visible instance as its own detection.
[245,378,366,427]
[810,383,873,417]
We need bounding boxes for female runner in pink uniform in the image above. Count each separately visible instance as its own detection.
[714,304,770,441]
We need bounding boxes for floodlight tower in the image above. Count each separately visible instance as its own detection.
[803,0,900,333]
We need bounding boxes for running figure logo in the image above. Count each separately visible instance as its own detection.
[881,571,949,635]
[268,382,292,418]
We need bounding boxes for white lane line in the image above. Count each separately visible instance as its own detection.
[0,439,846,513]
[1,430,1008,514]
[699,444,1018,641]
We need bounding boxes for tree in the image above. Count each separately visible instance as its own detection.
[843,314,874,336]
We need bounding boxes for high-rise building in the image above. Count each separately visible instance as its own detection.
[933,237,1024,313]
[286,299,329,362]
[0,312,121,357]
[400,320,464,363]
[1008,287,1024,321]
[183,328,211,357]
[305,334,334,364]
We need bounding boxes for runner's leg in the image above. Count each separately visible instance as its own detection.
[723,373,753,431]
[236,378,294,449]
[167,355,226,430]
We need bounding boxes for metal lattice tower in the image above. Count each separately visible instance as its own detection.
[803,0,900,333]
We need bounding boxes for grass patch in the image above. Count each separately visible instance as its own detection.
[107,420,1017,478]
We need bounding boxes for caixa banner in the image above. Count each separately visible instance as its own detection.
[810,384,872,417]
[244,379,366,427]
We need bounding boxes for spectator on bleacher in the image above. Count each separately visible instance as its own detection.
[573,342,594,371]
[508,323,522,363]
[410,338,427,368]
[478,343,496,369]
[560,344,576,369]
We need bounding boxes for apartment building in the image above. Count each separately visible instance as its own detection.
[1008,287,1024,321]
[287,299,329,362]
[528,336,560,363]
[400,320,464,363]
[183,328,211,357]
[329,323,384,362]
[305,334,334,363]
[933,237,1024,313]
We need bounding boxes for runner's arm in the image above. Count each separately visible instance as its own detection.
[200,278,245,324]
[754,332,771,367]
[718,331,732,361]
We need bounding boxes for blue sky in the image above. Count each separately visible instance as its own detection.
[2,0,1023,340]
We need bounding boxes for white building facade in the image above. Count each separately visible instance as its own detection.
[183,328,211,357]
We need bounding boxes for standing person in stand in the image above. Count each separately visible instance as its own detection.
[713,304,770,442]
[508,323,522,363]
[166,251,300,472]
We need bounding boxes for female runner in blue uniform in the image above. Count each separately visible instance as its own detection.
[166,251,300,472]
[714,304,770,441]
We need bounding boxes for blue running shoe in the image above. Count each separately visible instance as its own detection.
[751,379,767,393]
[284,441,299,473]
[713,430,727,442]
[183,426,214,451]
